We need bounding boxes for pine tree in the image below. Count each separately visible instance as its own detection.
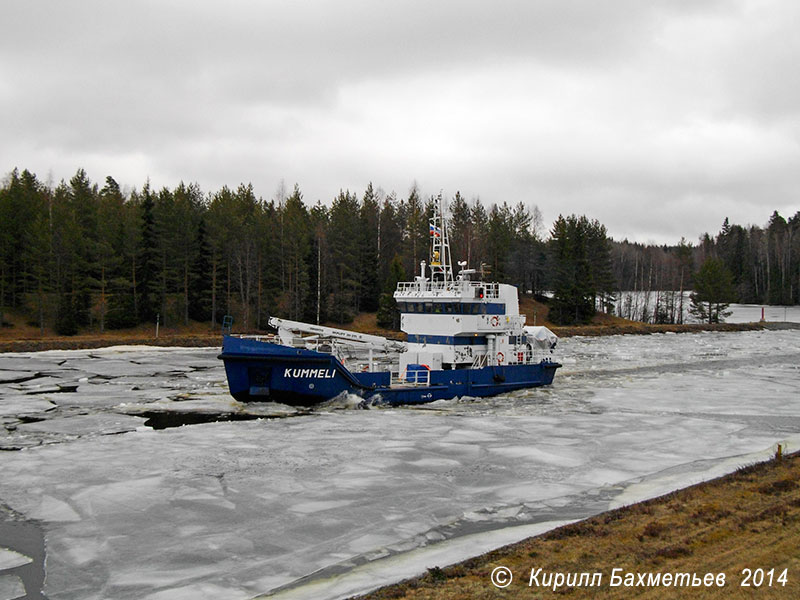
[358,183,381,312]
[137,183,160,322]
[282,185,311,320]
[189,215,213,322]
[68,168,98,327]
[586,218,615,314]
[689,257,735,323]
[485,202,514,281]
[95,176,126,332]
[55,289,78,335]
[256,200,283,327]
[376,254,406,329]
[326,190,363,323]
[378,193,403,286]
[307,201,329,325]
[107,188,141,330]
[402,184,427,278]
[20,172,52,332]
[469,199,489,274]
[448,191,472,266]
[50,182,80,333]
[766,211,791,305]
[169,182,204,325]
[548,215,595,325]
[1,169,44,310]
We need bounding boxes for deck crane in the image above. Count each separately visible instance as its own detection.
[267,317,406,373]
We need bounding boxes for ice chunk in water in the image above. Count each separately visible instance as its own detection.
[0,574,26,600]
[0,332,798,599]
[0,548,32,570]
[28,496,81,523]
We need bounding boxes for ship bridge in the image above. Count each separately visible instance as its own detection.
[392,194,537,371]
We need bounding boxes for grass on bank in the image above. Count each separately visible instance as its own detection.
[0,296,768,352]
[0,309,222,352]
[353,451,800,599]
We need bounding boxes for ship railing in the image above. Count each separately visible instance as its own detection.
[471,348,558,367]
[513,348,560,365]
[395,280,499,298]
[391,367,431,387]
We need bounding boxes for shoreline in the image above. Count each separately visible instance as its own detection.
[353,450,800,599]
[2,321,795,354]
[0,334,223,353]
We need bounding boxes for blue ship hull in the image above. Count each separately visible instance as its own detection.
[219,336,561,406]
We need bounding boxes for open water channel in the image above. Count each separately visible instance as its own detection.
[2,326,800,599]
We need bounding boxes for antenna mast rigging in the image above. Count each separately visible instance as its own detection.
[429,193,454,284]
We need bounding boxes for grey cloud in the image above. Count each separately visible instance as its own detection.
[1,0,797,245]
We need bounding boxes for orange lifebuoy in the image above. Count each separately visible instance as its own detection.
[496,352,504,364]
[490,316,499,327]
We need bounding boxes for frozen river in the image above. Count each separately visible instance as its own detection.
[2,328,800,599]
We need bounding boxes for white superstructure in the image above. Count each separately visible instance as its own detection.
[394,195,555,372]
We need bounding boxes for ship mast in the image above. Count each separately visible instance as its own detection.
[429,193,454,284]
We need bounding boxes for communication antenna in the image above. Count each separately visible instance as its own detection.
[429,193,453,284]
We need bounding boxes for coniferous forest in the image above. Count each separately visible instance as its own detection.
[0,167,798,334]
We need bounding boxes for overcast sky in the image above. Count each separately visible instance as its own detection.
[2,0,798,244]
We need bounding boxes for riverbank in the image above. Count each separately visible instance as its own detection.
[354,450,800,599]
[1,305,789,353]
[1,321,788,353]
[549,321,769,337]
[0,334,222,353]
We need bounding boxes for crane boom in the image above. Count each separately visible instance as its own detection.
[268,317,405,352]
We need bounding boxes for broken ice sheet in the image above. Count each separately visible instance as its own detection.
[14,413,143,437]
[0,370,37,384]
[0,332,797,599]
[0,396,55,418]
[0,574,26,600]
[0,547,33,570]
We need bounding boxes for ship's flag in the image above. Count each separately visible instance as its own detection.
[429,224,441,237]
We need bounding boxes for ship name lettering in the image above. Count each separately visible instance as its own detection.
[283,368,335,378]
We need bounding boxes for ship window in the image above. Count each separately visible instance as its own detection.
[444,303,454,314]
[424,302,433,313]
